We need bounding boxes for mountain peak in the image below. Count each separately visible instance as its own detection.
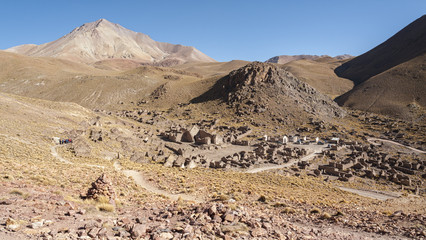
[95,18,108,23]
[77,18,119,32]
[6,19,215,65]
[93,18,115,27]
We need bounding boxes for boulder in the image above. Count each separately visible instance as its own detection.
[164,155,176,167]
[181,125,200,142]
[72,137,91,157]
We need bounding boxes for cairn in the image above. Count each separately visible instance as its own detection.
[85,174,115,202]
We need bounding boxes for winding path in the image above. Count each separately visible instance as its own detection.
[338,186,400,201]
[50,143,201,202]
[51,145,105,168]
[50,145,73,164]
[367,138,425,154]
[113,162,203,203]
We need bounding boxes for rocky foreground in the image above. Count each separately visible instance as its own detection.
[1,175,424,240]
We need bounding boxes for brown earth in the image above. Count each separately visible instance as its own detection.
[0,85,425,239]
[282,57,354,99]
[336,53,426,121]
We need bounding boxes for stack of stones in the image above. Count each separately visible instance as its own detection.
[86,174,116,202]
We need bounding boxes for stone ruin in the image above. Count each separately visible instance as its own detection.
[161,125,223,145]
[209,142,307,169]
[316,143,425,191]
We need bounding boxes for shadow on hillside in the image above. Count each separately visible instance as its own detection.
[190,76,229,104]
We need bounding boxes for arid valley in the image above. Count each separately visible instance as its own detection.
[0,10,425,240]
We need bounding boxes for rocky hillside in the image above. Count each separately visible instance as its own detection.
[6,19,215,66]
[194,62,345,124]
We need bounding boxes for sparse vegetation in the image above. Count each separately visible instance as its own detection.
[282,207,296,214]
[96,203,115,212]
[0,15,424,239]
[310,208,321,214]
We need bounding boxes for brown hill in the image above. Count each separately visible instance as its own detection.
[6,19,215,66]
[0,50,203,110]
[266,55,328,64]
[336,53,426,120]
[282,57,354,99]
[192,62,345,124]
[0,50,108,78]
[335,15,426,85]
[171,60,251,77]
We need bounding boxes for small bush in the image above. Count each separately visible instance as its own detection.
[310,208,321,214]
[96,203,114,212]
[218,194,230,201]
[258,195,267,203]
[281,207,296,214]
[333,211,344,217]
[321,212,332,219]
[273,202,287,208]
[96,195,110,204]
[10,189,24,196]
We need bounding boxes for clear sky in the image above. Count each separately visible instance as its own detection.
[1,0,425,62]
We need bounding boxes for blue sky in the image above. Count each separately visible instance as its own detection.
[1,0,425,61]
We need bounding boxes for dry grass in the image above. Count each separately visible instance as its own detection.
[321,212,332,219]
[282,207,296,214]
[96,203,115,212]
[310,208,321,214]
[9,189,24,196]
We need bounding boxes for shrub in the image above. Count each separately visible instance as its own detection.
[310,208,321,214]
[281,207,296,214]
[273,202,287,208]
[333,211,344,217]
[258,195,267,202]
[9,189,24,196]
[321,212,332,219]
[96,203,114,212]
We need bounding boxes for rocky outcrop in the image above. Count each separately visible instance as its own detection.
[71,137,91,157]
[222,62,345,122]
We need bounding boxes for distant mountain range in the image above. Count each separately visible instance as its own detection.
[6,19,215,66]
[265,54,353,64]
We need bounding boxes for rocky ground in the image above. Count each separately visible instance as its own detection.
[0,87,425,240]
[2,176,424,240]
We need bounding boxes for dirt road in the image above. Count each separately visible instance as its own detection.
[51,145,104,168]
[338,186,400,201]
[50,145,201,202]
[113,162,203,203]
[50,145,73,164]
[367,138,425,154]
